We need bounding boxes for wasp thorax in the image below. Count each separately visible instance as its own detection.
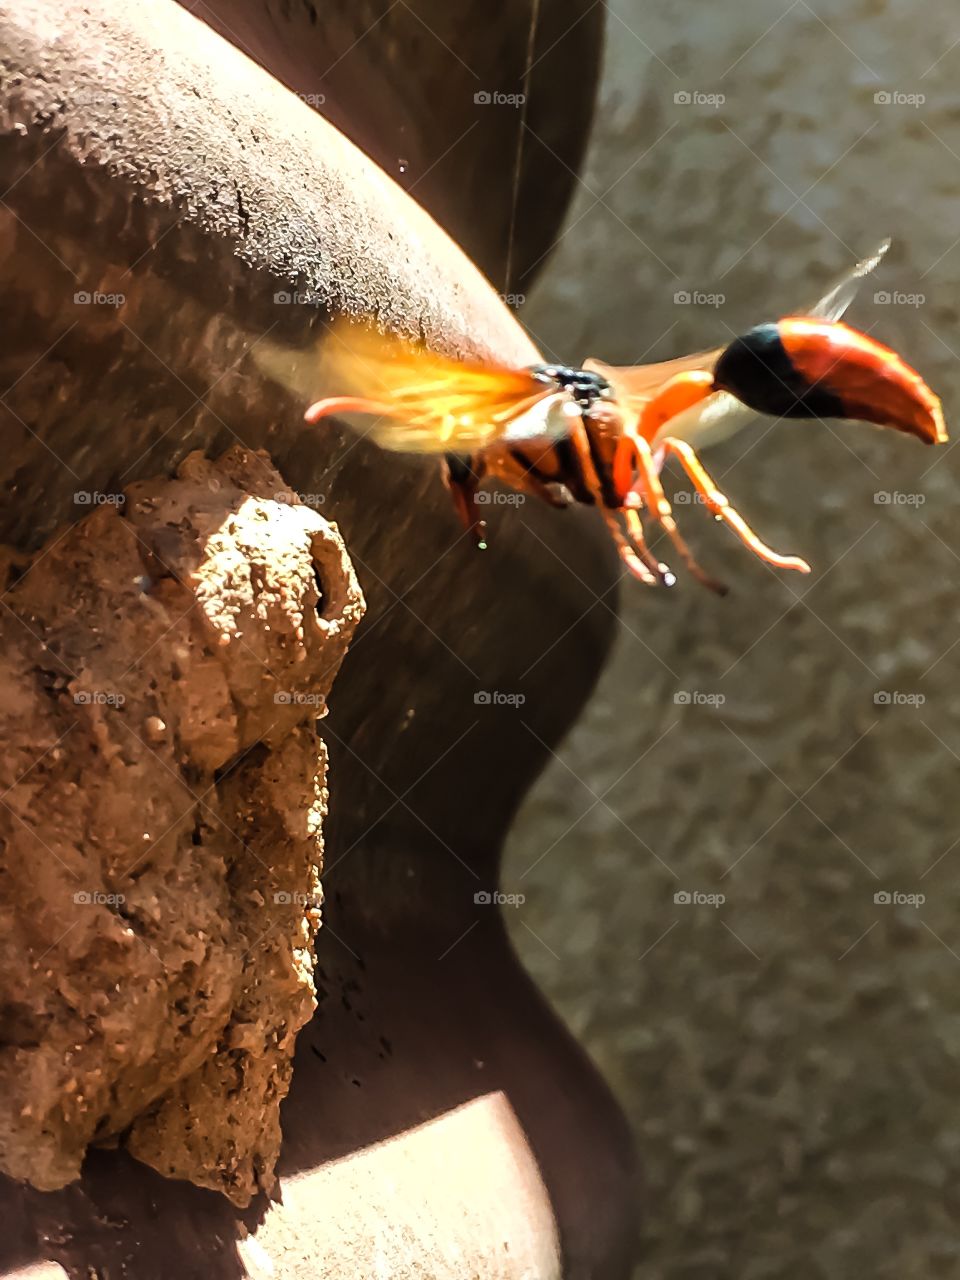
[529,363,614,409]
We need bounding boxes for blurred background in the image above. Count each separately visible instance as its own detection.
[502,0,960,1276]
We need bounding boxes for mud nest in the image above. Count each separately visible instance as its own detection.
[0,445,365,1205]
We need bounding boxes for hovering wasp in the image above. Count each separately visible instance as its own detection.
[304,242,946,592]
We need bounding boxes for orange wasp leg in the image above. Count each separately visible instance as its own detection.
[609,369,727,592]
[618,369,810,579]
[659,437,811,574]
[444,454,489,549]
[618,430,729,596]
[568,417,671,587]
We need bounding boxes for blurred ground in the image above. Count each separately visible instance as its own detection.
[502,1,960,1275]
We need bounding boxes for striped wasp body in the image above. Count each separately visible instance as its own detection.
[304,242,946,592]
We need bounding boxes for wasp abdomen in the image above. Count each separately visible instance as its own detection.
[712,322,846,420]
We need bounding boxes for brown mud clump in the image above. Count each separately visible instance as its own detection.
[0,446,364,1205]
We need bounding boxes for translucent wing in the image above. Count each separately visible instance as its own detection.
[806,238,890,322]
[585,240,892,451]
[583,347,722,405]
[300,321,567,454]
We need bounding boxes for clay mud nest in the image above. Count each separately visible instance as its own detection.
[0,445,364,1205]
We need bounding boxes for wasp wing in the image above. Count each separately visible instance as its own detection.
[295,321,568,454]
[585,239,892,451]
[806,238,890,322]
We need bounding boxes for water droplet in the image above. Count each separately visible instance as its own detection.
[398,158,409,174]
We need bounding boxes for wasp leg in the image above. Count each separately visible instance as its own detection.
[659,437,811,574]
[444,453,489,549]
[595,499,665,586]
[608,507,668,586]
[623,430,728,596]
[568,418,672,587]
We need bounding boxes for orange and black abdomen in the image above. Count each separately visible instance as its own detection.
[713,318,945,444]
[712,322,844,420]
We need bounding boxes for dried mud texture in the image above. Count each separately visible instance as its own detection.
[0,445,364,1205]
